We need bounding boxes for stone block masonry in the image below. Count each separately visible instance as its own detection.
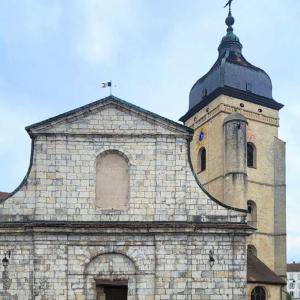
[0,96,252,299]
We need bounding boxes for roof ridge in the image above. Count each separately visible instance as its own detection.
[25,95,193,134]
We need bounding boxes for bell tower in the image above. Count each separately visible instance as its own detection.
[180,3,287,298]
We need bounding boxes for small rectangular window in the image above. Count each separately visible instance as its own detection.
[246,82,252,92]
[247,143,256,168]
[289,282,295,289]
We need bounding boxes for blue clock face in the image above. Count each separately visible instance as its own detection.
[199,131,204,142]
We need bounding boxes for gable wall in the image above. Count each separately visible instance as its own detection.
[29,104,185,136]
[0,101,250,299]
[0,104,244,223]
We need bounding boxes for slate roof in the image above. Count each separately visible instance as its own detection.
[180,9,283,122]
[26,95,193,135]
[247,252,286,285]
[287,263,300,272]
[180,86,284,122]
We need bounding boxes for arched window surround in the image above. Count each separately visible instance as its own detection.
[95,150,130,210]
[247,142,257,168]
[251,286,267,300]
[197,147,206,173]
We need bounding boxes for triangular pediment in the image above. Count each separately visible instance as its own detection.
[26,96,192,136]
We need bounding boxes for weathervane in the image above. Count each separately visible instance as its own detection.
[224,0,235,33]
[224,0,233,12]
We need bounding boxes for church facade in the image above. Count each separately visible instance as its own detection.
[0,4,286,300]
[0,96,251,299]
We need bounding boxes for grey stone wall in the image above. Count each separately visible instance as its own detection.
[0,103,243,223]
[0,226,249,300]
[0,99,251,299]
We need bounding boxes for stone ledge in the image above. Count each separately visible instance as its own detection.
[0,220,254,235]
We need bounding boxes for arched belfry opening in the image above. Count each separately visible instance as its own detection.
[247,142,256,168]
[247,200,257,227]
[197,147,206,173]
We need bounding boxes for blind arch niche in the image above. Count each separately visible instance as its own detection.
[96,150,129,209]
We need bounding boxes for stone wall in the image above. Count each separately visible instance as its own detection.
[186,94,286,276]
[0,101,244,224]
[0,225,249,300]
[0,98,250,299]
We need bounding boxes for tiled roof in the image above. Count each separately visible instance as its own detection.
[247,252,286,285]
[0,192,10,200]
[287,263,300,272]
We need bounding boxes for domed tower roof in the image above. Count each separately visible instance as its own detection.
[180,5,283,122]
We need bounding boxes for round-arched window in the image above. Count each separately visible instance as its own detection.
[251,286,266,300]
[197,147,206,173]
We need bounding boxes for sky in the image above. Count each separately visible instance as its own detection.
[0,0,299,262]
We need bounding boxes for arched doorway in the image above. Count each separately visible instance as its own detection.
[251,286,266,300]
[84,253,137,300]
[96,280,128,300]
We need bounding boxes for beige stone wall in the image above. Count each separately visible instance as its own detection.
[247,234,275,271]
[190,113,225,195]
[186,94,286,278]
[187,95,279,206]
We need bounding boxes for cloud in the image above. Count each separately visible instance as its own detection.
[75,0,142,66]
[0,93,41,192]
[277,86,300,261]
[0,0,62,44]
[23,0,62,39]
[287,234,300,262]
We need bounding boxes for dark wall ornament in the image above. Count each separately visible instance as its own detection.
[1,251,12,299]
[209,249,215,268]
[2,269,12,291]
[34,277,49,297]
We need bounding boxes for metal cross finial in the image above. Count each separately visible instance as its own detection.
[224,0,233,12]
